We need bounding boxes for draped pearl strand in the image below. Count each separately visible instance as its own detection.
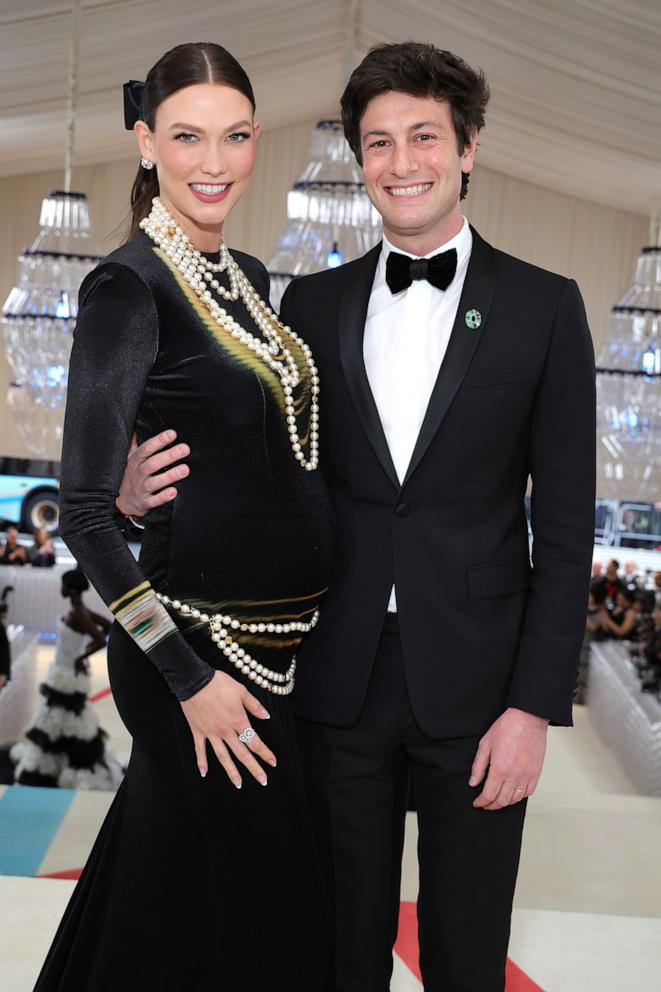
[156,592,320,695]
[140,197,319,472]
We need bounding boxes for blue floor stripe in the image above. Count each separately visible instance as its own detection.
[0,786,75,876]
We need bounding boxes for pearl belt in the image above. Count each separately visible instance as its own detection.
[156,593,319,696]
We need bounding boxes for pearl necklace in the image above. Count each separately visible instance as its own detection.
[140,197,319,471]
[156,592,320,695]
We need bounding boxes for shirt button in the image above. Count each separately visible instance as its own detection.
[395,503,410,517]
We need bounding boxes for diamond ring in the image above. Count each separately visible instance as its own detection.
[239,728,256,746]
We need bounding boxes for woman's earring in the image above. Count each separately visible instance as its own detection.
[140,157,155,170]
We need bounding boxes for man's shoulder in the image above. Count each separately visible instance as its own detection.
[290,244,381,296]
[484,234,570,294]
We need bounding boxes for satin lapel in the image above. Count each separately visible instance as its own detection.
[402,229,497,487]
[338,243,400,491]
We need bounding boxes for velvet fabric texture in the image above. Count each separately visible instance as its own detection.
[36,233,335,989]
[60,233,335,701]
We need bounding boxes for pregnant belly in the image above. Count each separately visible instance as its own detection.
[162,479,336,606]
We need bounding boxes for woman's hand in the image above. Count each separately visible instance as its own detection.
[180,671,276,789]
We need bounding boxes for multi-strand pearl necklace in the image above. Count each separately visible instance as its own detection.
[140,197,319,471]
[156,592,320,695]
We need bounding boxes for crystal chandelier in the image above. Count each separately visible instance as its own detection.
[2,192,102,458]
[596,216,661,502]
[267,119,381,310]
[1,0,101,460]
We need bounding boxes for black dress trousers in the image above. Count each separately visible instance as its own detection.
[296,617,528,992]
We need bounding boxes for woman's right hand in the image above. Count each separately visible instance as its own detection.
[180,671,276,789]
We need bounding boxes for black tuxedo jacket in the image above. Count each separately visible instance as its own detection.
[280,227,596,736]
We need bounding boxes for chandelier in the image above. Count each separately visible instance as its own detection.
[596,217,661,502]
[1,0,101,460]
[2,193,101,458]
[267,119,381,310]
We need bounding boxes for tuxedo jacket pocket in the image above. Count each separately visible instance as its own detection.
[467,555,531,599]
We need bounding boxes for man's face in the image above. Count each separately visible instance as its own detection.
[359,91,477,253]
[606,562,618,580]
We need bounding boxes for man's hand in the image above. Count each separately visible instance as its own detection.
[116,429,190,520]
[470,707,549,810]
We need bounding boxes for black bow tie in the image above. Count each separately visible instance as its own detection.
[385,247,458,295]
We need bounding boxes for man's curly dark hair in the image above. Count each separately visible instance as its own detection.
[341,42,490,200]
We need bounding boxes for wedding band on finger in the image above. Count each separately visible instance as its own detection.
[238,727,256,746]
[514,787,526,794]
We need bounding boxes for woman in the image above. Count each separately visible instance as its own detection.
[36,43,335,990]
[11,570,123,789]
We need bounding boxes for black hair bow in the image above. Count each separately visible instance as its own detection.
[123,80,145,130]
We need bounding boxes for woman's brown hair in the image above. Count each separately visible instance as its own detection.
[127,42,255,241]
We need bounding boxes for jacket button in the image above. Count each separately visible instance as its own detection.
[395,503,410,517]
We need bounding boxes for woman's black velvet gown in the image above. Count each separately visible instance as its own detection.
[35,232,336,991]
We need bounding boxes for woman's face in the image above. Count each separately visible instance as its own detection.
[136,83,260,251]
[615,590,629,609]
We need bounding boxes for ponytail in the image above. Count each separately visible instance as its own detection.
[128,166,159,242]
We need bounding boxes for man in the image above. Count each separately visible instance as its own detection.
[624,559,641,591]
[27,527,56,568]
[116,43,595,991]
[594,558,622,604]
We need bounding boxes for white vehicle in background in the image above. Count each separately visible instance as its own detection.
[595,500,661,551]
[0,457,60,534]
[522,497,661,554]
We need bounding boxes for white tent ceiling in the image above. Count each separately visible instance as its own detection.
[0,0,659,214]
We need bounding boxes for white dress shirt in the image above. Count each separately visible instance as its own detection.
[363,217,473,612]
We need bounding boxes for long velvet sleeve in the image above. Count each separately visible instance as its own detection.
[59,262,215,701]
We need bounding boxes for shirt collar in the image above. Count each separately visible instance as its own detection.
[368,217,472,318]
[380,216,471,268]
